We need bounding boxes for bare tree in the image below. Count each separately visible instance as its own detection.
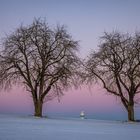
[85,32,140,121]
[0,19,80,117]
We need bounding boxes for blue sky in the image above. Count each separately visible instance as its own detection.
[0,0,140,120]
[1,0,140,57]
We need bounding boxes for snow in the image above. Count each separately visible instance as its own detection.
[0,114,140,140]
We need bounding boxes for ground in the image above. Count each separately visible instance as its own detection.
[0,114,140,140]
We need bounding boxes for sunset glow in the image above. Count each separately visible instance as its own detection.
[0,0,140,120]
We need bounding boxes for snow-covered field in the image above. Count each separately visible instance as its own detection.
[0,114,140,140]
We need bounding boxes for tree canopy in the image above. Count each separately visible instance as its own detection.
[0,19,80,116]
[85,32,140,121]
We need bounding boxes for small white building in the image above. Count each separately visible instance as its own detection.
[80,111,85,119]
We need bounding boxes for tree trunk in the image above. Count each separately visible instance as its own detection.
[34,100,43,117]
[127,105,135,121]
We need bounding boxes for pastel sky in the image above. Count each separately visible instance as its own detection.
[0,0,140,120]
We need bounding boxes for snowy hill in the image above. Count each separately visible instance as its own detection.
[0,114,140,140]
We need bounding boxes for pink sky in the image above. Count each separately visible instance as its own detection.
[0,0,140,120]
[0,84,127,119]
